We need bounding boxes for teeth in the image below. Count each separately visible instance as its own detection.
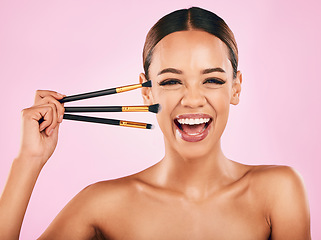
[177,118,210,125]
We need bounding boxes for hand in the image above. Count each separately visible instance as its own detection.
[17,90,65,167]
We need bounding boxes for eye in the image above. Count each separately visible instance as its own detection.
[203,78,226,85]
[203,78,226,88]
[158,79,182,86]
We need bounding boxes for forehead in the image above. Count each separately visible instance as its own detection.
[150,30,231,75]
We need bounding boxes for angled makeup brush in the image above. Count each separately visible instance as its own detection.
[60,81,152,103]
[64,104,161,114]
[63,114,153,129]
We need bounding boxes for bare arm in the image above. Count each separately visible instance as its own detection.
[38,184,100,240]
[0,90,65,239]
[0,157,43,239]
[268,166,311,240]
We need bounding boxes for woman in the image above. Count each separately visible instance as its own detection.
[0,7,310,239]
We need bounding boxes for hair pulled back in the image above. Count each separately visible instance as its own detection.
[143,7,238,79]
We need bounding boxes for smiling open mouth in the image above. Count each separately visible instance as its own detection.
[174,114,213,142]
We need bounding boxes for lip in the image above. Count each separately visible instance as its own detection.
[174,113,213,142]
[176,113,212,120]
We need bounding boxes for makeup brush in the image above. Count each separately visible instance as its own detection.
[60,81,152,103]
[64,104,161,114]
[63,114,153,129]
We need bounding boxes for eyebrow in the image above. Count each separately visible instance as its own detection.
[157,67,226,76]
[157,68,183,75]
[201,67,226,74]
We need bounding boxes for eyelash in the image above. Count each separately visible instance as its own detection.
[158,78,226,87]
[203,78,226,85]
[158,79,182,86]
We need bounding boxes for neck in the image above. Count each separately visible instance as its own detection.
[155,140,235,200]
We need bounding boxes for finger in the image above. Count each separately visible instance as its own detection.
[50,123,60,138]
[21,105,53,133]
[21,107,44,125]
[45,103,58,136]
[34,90,65,105]
[37,104,58,136]
[38,106,53,132]
[34,95,65,123]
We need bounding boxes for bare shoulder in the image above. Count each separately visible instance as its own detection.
[244,165,308,205]
[39,175,141,239]
[78,174,143,208]
[248,164,305,185]
[79,172,154,216]
[81,163,159,202]
[246,165,307,197]
[245,164,311,239]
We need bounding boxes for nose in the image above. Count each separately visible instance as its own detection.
[180,86,206,108]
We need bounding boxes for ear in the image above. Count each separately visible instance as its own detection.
[139,73,154,105]
[230,71,242,105]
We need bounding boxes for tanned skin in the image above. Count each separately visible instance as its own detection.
[0,31,310,240]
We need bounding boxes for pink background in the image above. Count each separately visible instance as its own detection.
[0,0,320,238]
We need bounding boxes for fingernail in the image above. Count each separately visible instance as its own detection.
[58,115,63,123]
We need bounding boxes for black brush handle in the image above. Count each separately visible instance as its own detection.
[63,114,120,126]
[64,106,122,113]
[60,88,117,103]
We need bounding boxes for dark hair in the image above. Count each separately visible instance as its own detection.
[143,7,238,79]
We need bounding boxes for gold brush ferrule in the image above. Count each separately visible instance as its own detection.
[120,121,148,129]
[116,83,142,93]
[121,106,149,112]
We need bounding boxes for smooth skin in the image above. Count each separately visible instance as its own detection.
[0,30,310,240]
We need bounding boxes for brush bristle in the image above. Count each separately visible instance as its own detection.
[146,124,154,129]
[148,104,161,114]
[142,81,152,87]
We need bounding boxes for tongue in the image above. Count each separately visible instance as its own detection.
[181,123,206,135]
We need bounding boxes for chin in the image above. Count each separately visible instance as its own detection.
[163,132,222,161]
[159,113,226,159]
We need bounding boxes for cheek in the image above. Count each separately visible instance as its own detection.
[153,89,181,132]
[206,89,231,116]
[152,88,181,113]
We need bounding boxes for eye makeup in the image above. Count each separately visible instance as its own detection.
[203,78,226,85]
[158,79,182,86]
[157,78,226,87]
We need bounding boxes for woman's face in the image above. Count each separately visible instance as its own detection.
[141,30,242,158]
